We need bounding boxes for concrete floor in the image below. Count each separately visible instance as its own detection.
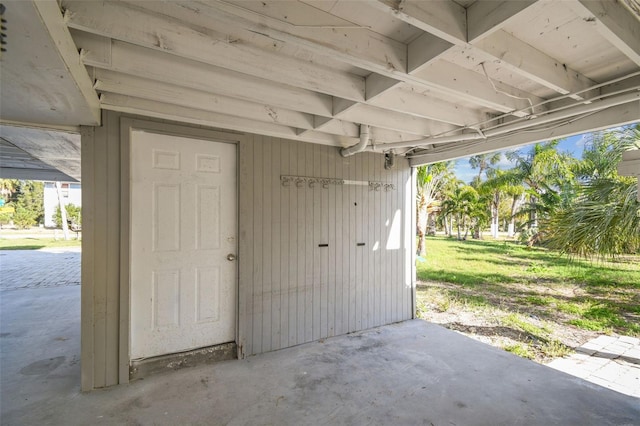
[1,249,639,425]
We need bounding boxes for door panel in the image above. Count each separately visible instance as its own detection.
[130,130,237,359]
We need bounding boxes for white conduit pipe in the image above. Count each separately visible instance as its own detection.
[365,91,640,152]
[340,124,370,157]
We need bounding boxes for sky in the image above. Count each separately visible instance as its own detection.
[453,133,589,183]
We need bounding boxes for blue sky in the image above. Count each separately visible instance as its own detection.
[453,133,589,183]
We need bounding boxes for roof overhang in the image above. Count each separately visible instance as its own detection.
[0,0,639,172]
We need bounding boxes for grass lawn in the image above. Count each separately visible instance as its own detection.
[416,237,640,363]
[0,238,81,250]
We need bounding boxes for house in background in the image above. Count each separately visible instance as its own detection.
[0,1,638,391]
[43,182,81,228]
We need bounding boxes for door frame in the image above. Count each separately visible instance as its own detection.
[119,117,245,383]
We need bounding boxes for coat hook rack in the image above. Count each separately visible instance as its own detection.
[281,175,395,191]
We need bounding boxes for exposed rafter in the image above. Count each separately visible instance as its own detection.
[369,0,597,101]
[466,0,540,42]
[99,93,351,147]
[409,101,640,166]
[64,1,366,101]
[567,0,640,66]
[57,0,640,163]
[32,1,101,125]
[75,34,334,118]
[372,0,467,44]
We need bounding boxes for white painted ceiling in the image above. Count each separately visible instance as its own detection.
[1,0,639,175]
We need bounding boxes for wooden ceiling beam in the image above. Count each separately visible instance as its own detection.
[33,1,101,125]
[63,1,366,101]
[567,0,640,66]
[74,33,334,118]
[175,0,536,114]
[370,0,597,103]
[466,0,539,42]
[372,0,467,44]
[472,30,597,99]
[94,72,317,132]
[409,102,640,165]
[99,94,353,147]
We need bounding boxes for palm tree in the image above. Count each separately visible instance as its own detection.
[416,161,453,255]
[506,141,575,233]
[504,183,525,237]
[441,183,479,240]
[469,152,502,184]
[546,126,640,257]
[479,169,507,239]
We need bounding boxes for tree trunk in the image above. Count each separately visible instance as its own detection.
[529,195,538,229]
[491,193,500,239]
[508,194,524,237]
[416,203,427,256]
[55,182,69,241]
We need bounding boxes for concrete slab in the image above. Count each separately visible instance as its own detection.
[1,248,638,425]
[2,315,639,425]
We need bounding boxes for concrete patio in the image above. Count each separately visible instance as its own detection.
[1,248,639,425]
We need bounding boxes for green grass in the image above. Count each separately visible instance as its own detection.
[501,313,551,338]
[0,238,81,250]
[504,343,535,359]
[416,236,640,360]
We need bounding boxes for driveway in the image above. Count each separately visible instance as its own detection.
[1,248,638,425]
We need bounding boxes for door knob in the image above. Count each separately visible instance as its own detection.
[227,254,237,261]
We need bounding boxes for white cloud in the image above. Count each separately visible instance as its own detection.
[574,133,589,148]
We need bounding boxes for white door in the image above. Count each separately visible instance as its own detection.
[130,130,237,359]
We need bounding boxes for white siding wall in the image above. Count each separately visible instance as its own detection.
[239,136,413,356]
[81,111,414,389]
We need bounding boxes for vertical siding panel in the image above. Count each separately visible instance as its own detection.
[272,140,282,350]
[312,144,321,340]
[356,154,364,331]
[237,137,411,355]
[369,154,377,328]
[385,158,393,325]
[92,115,108,388]
[392,161,400,322]
[371,154,377,327]
[327,147,336,337]
[398,163,405,321]
[320,146,329,338]
[80,126,95,391]
[360,154,369,330]
[279,140,290,350]
[407,165,415,320]
[380,154,389,325]
[348,154,357,333]
[269,141,278,349]
[305,144,315,342]
[261,138,273,352]
[252,136,263,353]
[297,143,307,344]
[290,142,300,346]
[105,114,120,386]
[239,135,253,356]
[245,136,255,355]
[374,154,382,328]
[366,154,375,328]
[388,158,395,323]
[337,155,346,336]
[402,164,410,320]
